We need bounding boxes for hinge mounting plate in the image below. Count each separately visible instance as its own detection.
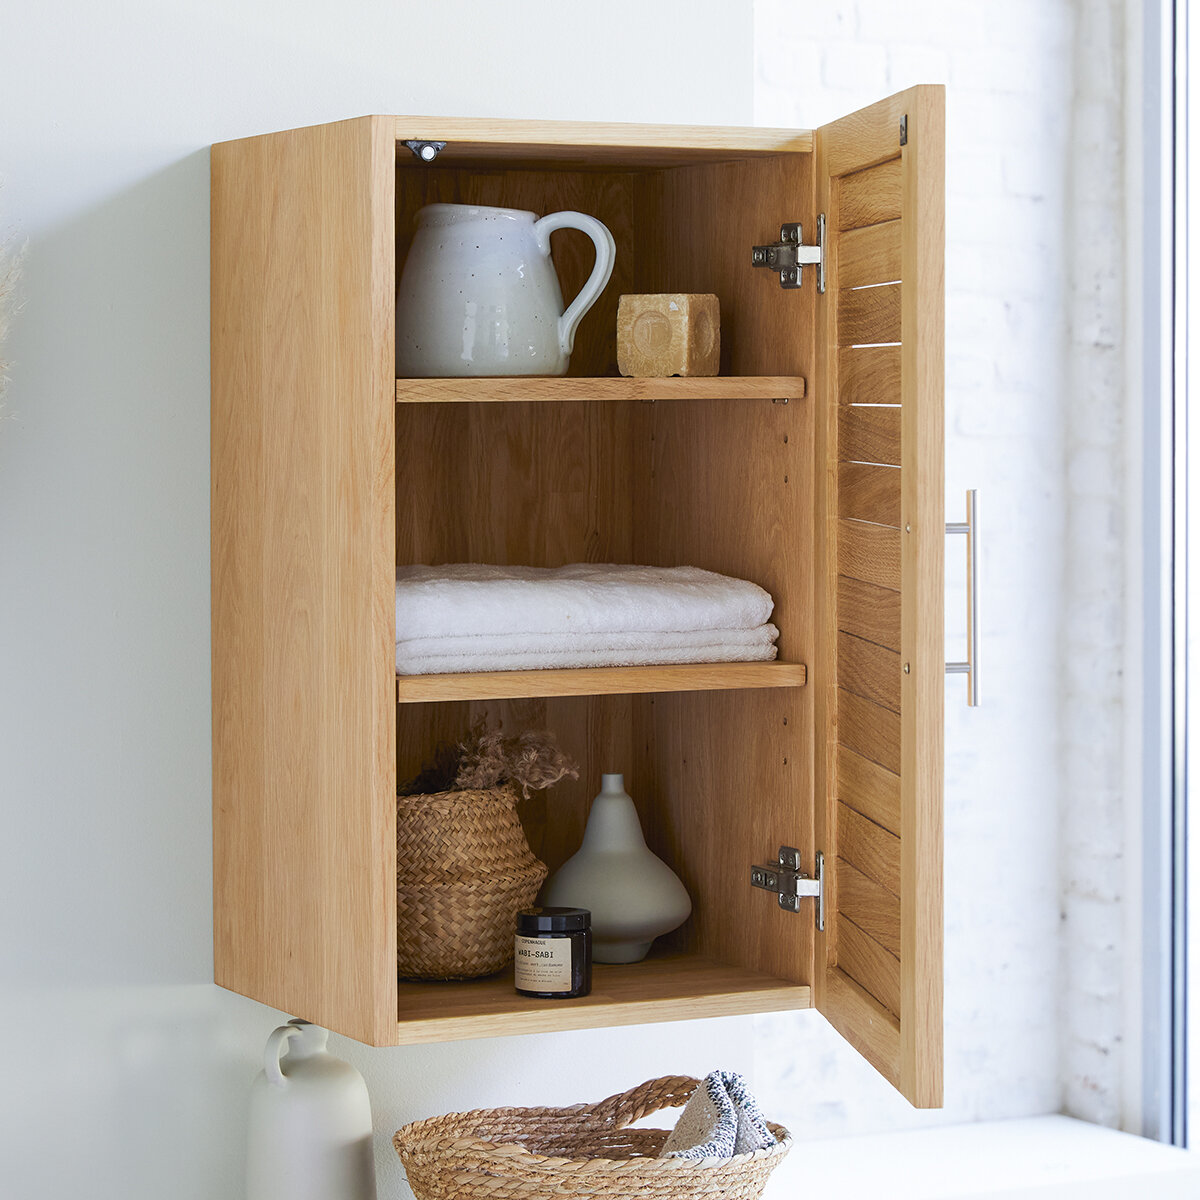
[751,216,826,293]
[751,847,825,929]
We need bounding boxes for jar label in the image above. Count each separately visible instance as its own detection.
[514,935,572,992]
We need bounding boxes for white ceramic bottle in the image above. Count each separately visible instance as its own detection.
[246,1020,378,1200]
[541,773,692,963]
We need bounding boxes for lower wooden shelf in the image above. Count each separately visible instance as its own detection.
[396,661,808,703]
[393,953,811,1044]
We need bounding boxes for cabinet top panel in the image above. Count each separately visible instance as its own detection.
[389,115,813,167]
[213,114,813,167]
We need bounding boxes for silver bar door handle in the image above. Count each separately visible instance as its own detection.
[945,489,979,706]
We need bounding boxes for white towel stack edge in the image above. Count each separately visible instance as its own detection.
[395,563,780,676]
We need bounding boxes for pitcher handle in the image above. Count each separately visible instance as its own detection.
[264,1024,301,1088]
[533,211,617,358]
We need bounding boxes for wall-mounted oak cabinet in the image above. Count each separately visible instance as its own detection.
[212,86,944,1107]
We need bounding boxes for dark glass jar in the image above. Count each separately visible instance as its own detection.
[514,907,592,998]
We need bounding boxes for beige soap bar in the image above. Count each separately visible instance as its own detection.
[617,293,720,377]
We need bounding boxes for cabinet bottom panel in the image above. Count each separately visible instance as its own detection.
[393,952,810,1044]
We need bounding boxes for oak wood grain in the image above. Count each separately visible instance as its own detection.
[838,519,902,590]
[391,115,815,167]
[839,404,901,466]
[838,630,902,713]
[839,282,902,346]
[837,158,902,229]
[395,662,809,703]
[837,915,901,1019]
[839,345,902,406]
[898,83,946,1110]
[392,954,811,1042]
[839,462,902,527]
[837,745,902,837]
[838,575,901,652]
[837,857,900,955]
[212,116,398,1046]
[839,220,902,289]
[838,802,902,896]
[824,967,902,1084]
[396,376,807,403]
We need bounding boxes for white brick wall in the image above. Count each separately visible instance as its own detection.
[754,0,1136,1134]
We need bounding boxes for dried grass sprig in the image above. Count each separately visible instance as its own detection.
[400,723,578,798]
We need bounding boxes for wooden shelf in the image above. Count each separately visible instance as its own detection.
[393,954,812,1044]
[395,375,806,404]
[396,661,808,703]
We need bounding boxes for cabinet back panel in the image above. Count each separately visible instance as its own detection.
[395,401,635,567]
[634,155,814,378]
[636,688,813,985]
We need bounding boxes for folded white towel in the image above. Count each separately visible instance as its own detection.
[660,1070,776,1160]
[397,625,779,660]
[396,628,778,675]
[395,564,775,641]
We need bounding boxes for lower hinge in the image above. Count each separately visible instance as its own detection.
[751,847,825,930]
[751,216,826,292]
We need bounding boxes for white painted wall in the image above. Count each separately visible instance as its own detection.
[0,0,1145,1195]
[0,4,758,1197]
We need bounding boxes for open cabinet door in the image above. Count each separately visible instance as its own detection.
[812,86,945,1106]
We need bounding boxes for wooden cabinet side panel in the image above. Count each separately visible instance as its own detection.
[814,86,944,1107]
[212,117,397,1045]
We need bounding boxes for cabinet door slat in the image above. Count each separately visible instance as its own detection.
[839,404,901,466]
[837,916,901,1019]
[839,219,902,289]
[838,575,901,652]
[839,345,902,406]
[838,630,902,713]
[839,282,902,346]
[838,519,901,590]
[837,688,901,774]
[838,802,902,896]
[836,858,900,955]
[837,745,902,837]
[839,462,901,527]
[837,157,902,230]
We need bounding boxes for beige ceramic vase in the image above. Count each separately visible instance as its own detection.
[542,773,692,963]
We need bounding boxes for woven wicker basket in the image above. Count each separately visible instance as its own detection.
[396,783,547,980]
[393,1075,792,1200]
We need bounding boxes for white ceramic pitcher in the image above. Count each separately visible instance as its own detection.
[395,204,616,377]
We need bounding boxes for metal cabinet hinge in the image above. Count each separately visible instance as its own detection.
[900,115,908,147]
[402,139,446,163]
[751,216,826,293]
[751,847,825,930]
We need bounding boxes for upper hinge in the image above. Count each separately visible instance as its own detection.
[900,115,908,146]
[402,139,447,163]
[751,216,826,293]
[751,847,825,930]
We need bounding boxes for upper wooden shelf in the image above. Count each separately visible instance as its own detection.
[395,376,807,404]
[397,661,808,704]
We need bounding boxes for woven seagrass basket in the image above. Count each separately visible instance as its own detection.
[396,783,547,980]
[393,1075,792,1200]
